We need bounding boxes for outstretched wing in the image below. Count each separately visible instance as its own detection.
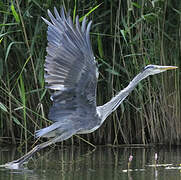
[37,7,99,137]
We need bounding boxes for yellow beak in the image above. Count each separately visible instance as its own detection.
[159,66,178,70]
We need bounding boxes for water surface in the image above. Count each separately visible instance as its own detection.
[0,145,181,180]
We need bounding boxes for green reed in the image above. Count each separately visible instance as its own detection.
[0,0,180,149]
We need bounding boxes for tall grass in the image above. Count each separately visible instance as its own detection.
[0,0,180,148]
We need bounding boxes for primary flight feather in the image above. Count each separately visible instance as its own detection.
[35,7,100,139]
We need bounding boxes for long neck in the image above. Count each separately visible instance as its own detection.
[97,71,148,122]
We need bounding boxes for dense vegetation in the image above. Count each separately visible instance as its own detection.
[0,0,180,149]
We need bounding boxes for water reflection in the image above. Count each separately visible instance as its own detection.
[0,145,181,180]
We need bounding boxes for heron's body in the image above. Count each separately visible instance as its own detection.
[0,7,177,169]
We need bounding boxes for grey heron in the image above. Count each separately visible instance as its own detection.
[1,7,177,169]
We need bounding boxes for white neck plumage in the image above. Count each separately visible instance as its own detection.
[97,71,149,123]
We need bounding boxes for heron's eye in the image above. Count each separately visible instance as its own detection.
[142,65,154,71]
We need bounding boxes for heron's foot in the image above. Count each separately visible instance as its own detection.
[0,159,28,170]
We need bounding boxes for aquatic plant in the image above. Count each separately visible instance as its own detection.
[0,0,180,148]
[154,153,158,168]
[128,155,133,170]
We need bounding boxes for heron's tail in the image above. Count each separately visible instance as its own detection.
[35,122,60,138]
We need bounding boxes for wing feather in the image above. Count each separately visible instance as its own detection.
[38,7,99,137]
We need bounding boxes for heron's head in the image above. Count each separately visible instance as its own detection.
[142,65,178,76]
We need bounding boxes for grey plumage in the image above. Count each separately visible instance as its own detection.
[0,7,177,169]
[36,7,100,139]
